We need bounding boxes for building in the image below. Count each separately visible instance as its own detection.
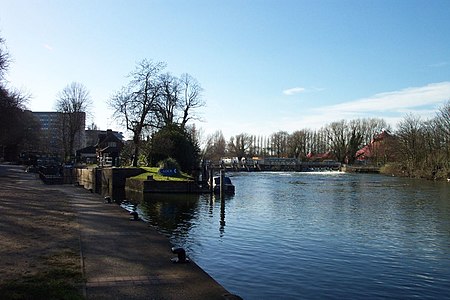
[77,129,124,165]
[85,129,124,147]
[355,130,396,164]
[33,111,86,159]
[96,129,124,166]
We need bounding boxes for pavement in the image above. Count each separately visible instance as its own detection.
[0,164,240,300]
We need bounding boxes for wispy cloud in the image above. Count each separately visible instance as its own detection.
[283,87,306,96]
[43,44,54,51]
[210,82,450,137]
[277,82,450,132]
[283,86,325,96]
[320,82,450,114]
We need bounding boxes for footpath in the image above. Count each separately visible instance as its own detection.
[0,164,239,300]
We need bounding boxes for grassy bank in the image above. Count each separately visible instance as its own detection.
[131,167,193,181]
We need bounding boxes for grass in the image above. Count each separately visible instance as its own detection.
[0,271,84,300]
[0,250,84,300]
[131,167,194,182]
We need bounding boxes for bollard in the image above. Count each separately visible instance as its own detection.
[129,211,139,221]
[171,247,189,263]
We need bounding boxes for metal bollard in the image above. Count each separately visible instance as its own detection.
[129,211,139,221]
[171,247,189,263]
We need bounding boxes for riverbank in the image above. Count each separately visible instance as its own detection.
[0,164,237,300]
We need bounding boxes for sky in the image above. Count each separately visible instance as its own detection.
[1,0,450,140]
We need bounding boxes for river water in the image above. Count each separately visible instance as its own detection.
[127,172,450,299]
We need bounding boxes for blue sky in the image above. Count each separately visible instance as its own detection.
[1,0,449,139]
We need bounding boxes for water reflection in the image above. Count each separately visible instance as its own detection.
[126,190,234,238]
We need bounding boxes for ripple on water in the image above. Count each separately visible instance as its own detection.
[133,172,450,300]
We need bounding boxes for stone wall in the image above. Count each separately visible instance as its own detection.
[75,167,145,201]
[126,177,207,193]
[76,168,96,191]
[101,168,145,200]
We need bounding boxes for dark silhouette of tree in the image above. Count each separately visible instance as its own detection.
[155,72,204,129]
[0,91,40,161]
[0,35,10,80]
[0,36,38,161]
[179,73,204,128]
[156,73,180,127]
[109,59,166,166]
[149,124,200,173]
[55,82,91,161]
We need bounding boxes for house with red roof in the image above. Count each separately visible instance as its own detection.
[355,130,395,164]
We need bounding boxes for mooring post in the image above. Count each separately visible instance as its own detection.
[209,167,214,193]
[220,169,224,196]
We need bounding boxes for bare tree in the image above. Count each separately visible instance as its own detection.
[323,118,388,164]
[325,120,348,163]
[109,59,165,166]
[155,73,180,127]
[270,131,289,158]
[228,133,253,161]
[288,129,311,159]
[202,130,226,162]
[0,35,10,81]
[395,114,426,176]
[179,73,204,128]
[435,100,450,153]
[55,82,91,161]
[361,118,390,145]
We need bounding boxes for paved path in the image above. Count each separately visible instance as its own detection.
[72,186,233,300]
[1,164,238,300]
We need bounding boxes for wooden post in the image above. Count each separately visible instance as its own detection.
[209,168,214,193]
[220,169,224,196]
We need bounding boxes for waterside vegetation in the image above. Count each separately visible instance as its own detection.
[131,166,193,182]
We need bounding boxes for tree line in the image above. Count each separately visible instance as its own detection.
[202,118,389,163]
[202,106,450,180]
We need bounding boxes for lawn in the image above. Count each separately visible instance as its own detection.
[131,167,194,182]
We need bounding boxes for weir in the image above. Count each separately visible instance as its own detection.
[207,160,341,172]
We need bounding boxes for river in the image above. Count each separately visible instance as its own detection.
[127,172,450,299]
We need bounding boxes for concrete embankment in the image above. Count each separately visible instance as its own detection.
[0,164,238,300]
